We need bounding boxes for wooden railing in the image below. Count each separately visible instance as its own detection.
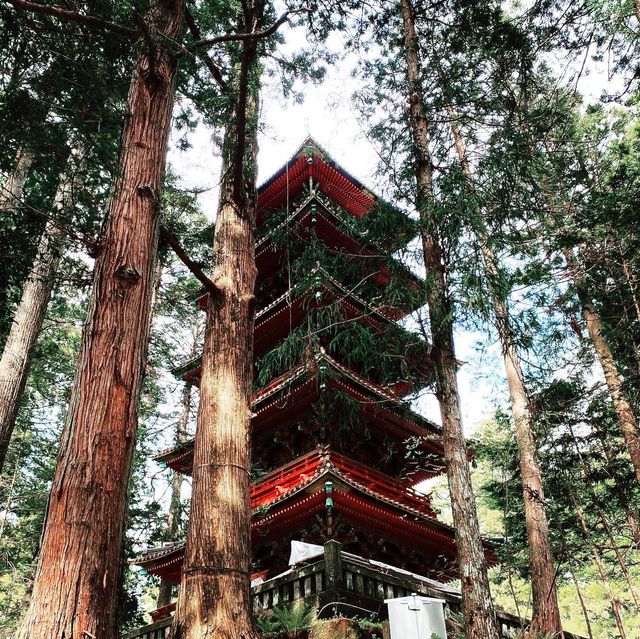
[123,618,171,639]
[125,541,584,639]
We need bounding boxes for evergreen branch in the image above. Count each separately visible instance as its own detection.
[4,0,139,40]
[185,8,311,51]
[184,8,226,90]
[159,225,220,298]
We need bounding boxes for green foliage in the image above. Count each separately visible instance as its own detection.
[476,394,640,638]
[255,602,318,636]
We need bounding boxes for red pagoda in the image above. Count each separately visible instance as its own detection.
[134,138,497,629]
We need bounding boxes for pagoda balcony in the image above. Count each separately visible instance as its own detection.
[249,447,437,517]
[123,541,585,639]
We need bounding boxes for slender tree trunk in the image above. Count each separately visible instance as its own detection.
[448,113,562,636]
[0,148,81,473]
[172,14,262,637]
[568,489,627,639]
[0,147,33,212]
[568,566,594,639]
[564,247,640,484]
[16,4,185,638]
[157,378,193,608]
[398,2,499,638]
[619,254,640,325]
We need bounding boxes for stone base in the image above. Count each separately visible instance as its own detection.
[309,618,366,639]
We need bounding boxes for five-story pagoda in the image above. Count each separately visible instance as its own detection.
[135,138,494,623]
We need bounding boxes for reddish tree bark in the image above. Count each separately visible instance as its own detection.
[15,2,185,637]
[398,1,499,637]
[172,7,262,635]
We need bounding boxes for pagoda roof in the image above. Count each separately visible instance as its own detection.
[157,351,444,477]
[249,447,437,517]
[135,447,489,581]
[256,137,375,223]
[176,266,429,384]
[192,194,423,321]
[254,194,403,287]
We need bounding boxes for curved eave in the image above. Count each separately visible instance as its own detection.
[157,353,444,474]
[257,139,375,222]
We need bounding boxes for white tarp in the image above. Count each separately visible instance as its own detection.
[288,540,324,566]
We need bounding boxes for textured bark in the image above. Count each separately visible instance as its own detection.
[157,378,193,608]
[564,248,640,484]
[569,490,627,639]
[0,149,80,473]
[0,147,33,212]
[398,2,499,637]
[448,115,562,636]
[172,18,261,638]
[16,3,185,638]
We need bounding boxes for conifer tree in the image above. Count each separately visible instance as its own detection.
[398,1,499,636]
[0,152,75,473]
[448,116,562,634]
[172,11,262,639]
[10,1,187,635]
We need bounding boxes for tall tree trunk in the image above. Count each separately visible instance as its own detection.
[568,488,627,638]
[157,378,193,608]
[0,147,81,473]
[16,3,185,637]
[172,12,262,637]
[568,566,594,639]
[564,247,640,484]
[398,2,499,638]
[618,252,640,325]
[0,147,33,213]
[448,114,562,636]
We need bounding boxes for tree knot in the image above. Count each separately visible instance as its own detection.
[115,265,142,285]
[137,184,156,199]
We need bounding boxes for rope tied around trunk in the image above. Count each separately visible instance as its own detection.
[192,462,251,476]
[183,566,250,576]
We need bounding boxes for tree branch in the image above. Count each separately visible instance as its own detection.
[5,0,139,40]
[160,225,219,297]
[184,9,226,90]
[186,8,310,51]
